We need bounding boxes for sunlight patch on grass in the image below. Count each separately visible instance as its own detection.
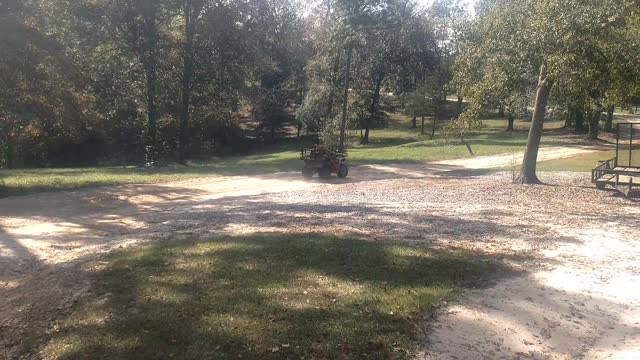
[42,233,510,360]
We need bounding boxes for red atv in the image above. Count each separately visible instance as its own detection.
[300,145,349,179]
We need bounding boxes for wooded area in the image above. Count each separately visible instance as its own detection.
[4,2,640,358]
[1,0,639,183]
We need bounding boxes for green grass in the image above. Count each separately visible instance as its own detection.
[0,155,300,197]
[337,114,567,164]
[0,112,571,197]
[43,233,511,360]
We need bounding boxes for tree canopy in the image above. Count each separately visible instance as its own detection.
[1,0,639,176]
[454,0,640,182]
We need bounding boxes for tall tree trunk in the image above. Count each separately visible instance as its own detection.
[565,104,574,128]
[411,75,417,128]
[421,116,425,135]
[145,66,158,165]
[141,8,159,166]
[507,112,515,132]
[362,123,370,144]
[462,138,474,155]
[604,105,614,133]
[588,108,601,140]
[431,116,436,139]
[326,53,340,117]
[5,136,14,169]
[516,64,554,184]
[575,107,585,133]
[338,45,352,152]
[361,74,384,145]
[431,101,440,139]
[179,1,196,164]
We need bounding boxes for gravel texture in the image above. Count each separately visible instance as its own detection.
[1,165,638,359]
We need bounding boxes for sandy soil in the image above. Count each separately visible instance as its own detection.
[417,208,640,360]
[0,148,638,359]
[435,145,605,169]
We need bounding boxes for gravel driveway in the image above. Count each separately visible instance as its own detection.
[1,162,638,359]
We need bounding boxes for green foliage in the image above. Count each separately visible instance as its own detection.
[301,0,434,145]
[297,84,334,133]
[318,116,342,151]
[0,0,307,168]
[0,2,99,167]
[455,0,640,125]
[2,0,639,170]
[444,102,483,142]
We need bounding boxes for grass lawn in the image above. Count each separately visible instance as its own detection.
[0,112,569,197]
[0,156,300,197]
[43,233,510,360]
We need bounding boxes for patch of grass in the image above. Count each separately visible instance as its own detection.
[537,150,616,172]
[342,113,566,165]
[0,112,573,197]
[0,155,300,197]
[43,233,510,360]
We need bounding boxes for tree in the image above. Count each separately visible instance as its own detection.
[389,11,438,129]
[177,0,207,163]
[454,0,639,183]
[122,0,165,165]
[301,0,418,150]
[411,82,437,137]
[244,0,307,143]
[353,1,410,145]
[0,0,97,167]
[429,0,467,112]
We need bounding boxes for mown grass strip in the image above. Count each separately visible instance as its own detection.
[43,233,512,360]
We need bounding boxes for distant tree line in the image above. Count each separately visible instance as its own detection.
[1,0,639,176]
[0,0,466,168]
[1,0,308,167]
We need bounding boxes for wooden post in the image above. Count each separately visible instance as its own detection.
[615,123,620,168]
[630,124,633,168]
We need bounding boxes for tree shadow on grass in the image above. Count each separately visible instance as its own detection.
[2,174,635,358]
[44,233,519,360]
[0,158,302,197]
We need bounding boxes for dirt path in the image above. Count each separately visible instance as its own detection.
[1,146,637,359]
[418,211,640,359]
[435,145,607,170]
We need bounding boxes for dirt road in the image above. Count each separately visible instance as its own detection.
[418,202,640,360]
[435,145,604,169]
[1,147,638,359]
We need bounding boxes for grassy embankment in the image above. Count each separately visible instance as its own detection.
[0,112,582,196]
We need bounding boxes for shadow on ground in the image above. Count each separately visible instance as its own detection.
[1,167,636,359]
[41,233,519,360]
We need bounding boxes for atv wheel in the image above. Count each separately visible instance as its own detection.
[337,164,349,178]
[302,167,314,178]
[318,166,332,179]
